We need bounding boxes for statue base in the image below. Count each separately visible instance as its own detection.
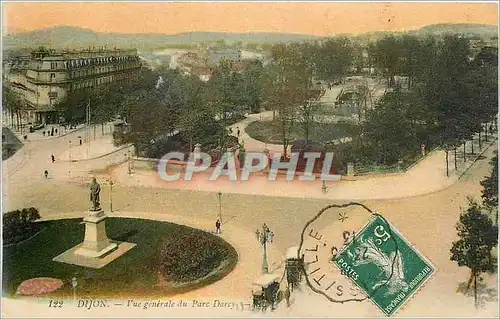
[74,209,117,257]
[53,209,136,269]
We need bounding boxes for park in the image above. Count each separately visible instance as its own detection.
[2,8,499,318]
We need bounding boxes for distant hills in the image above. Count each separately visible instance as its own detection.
[3,23,498,51]
[2,26,321,50]
[417,23,498,37]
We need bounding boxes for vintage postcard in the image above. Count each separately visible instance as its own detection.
[1,1,498,318]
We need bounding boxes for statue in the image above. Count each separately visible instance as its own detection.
[89,177,101,211]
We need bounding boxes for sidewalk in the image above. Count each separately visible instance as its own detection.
[5,123,85,142]
[57,134,131,162]
[5,122,114,142]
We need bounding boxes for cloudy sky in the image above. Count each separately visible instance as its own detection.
[3,2,498,35]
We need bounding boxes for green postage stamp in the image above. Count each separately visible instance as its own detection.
[333,215,436,316]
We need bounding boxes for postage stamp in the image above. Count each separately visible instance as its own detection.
[333,215,435,316]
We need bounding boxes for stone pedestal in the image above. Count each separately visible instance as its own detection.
[74,209,117,258]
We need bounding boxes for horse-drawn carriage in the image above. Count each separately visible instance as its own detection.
[285,246,303,290]
[252,274,281,311]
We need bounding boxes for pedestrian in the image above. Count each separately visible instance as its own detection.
[215,219,221,234]
[322,180,328,193]
[44,170,48,179]
[55,128,58,135]
[284,285,291,307]
[489,125,494,136]
[79,138,82,146]
[237,127,241,137]
[51,154,55,163]
[51,127,54,136]
[420,143,426,157]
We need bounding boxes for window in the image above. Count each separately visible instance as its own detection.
[50,62,57,69]
[50,73,56,82]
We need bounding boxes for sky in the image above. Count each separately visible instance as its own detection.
[2,2,498,36]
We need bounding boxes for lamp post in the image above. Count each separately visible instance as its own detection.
[217,191,222,224]
[256,223,274,274]
[71,277,78,302]
[68,140,72,177]
[109,179,114,213]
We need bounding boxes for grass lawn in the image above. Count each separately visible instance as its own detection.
[246,120,356,145]
[315,103,356,117]
[3,218,237,298]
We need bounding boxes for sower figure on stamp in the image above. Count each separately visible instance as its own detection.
[89,177,101,211]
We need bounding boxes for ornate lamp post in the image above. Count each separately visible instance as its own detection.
[109,179,114,213]
[217,191,222,224]
[71,276,78,302]
[256,223,274,274]
[68,140,72,177]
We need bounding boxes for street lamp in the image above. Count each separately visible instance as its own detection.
[68,140,72,177]
[256,223,274,274]
[217,191,222,224]
[109,179,114,213]
[71,276,78,302]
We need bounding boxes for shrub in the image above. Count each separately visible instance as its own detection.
[3,207,42,245]
[156,230,237,282]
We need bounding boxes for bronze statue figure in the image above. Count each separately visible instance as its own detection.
[89,177,101,211]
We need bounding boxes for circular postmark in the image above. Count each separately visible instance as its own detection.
[298,203,436,316]
[298,203,375,303]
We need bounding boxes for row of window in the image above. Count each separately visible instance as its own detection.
[65,55,139,69]
[66,71,139,91]
[68,63,139,78]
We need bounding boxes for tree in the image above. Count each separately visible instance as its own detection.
[208,59,244,124]
[125,90,174,151]
[296,101,318,142]
[481,153,498,219]
[242,60,264,113]
[2,84,24,130]
[371,35,403,87]
[54,89,90,125]
[450,198,498,307]
[315,37,354,84]
[264,43,310,157]
[361,89,418,165]
[422,35,475,175]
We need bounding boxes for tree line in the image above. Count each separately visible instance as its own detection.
[4,33,497,165]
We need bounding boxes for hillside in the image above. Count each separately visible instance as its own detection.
[417,23,498,37]
[3,23,497,51]
[2,26,322,50]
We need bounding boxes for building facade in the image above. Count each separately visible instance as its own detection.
[5,48,141,124]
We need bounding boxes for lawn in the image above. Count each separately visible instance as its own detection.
[246,120,356,145]
[315,103,356,117]
[2,218,237,298]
